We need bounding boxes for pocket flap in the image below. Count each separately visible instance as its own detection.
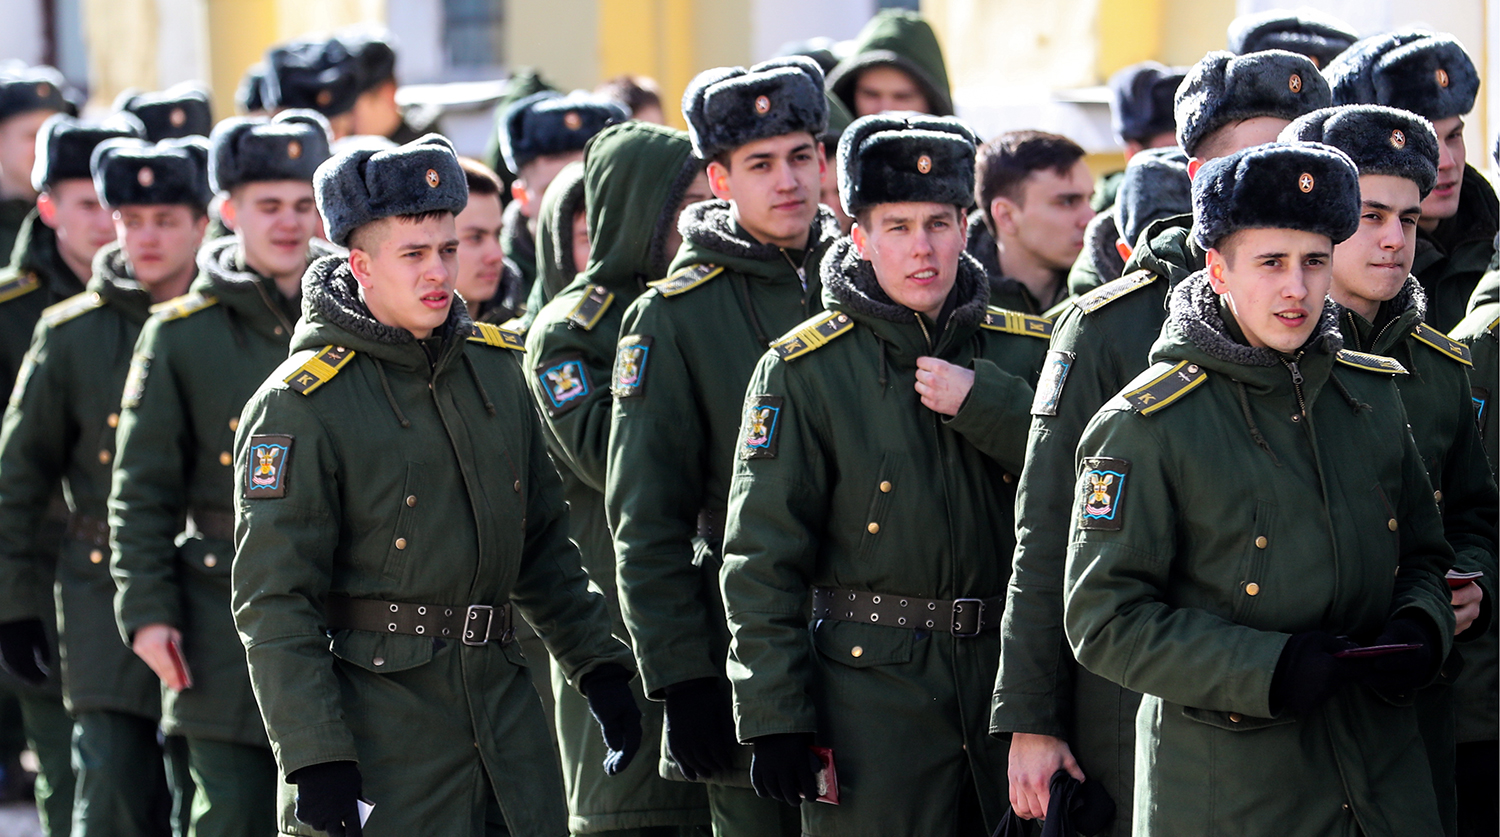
[1180,704,1295,731]
[811,619,913,669]
[329,629,436,674]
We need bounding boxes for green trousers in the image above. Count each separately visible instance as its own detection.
[706,784,799,837]
[164,737,276,837]
[19,690,75,837]
[71,710,174,837]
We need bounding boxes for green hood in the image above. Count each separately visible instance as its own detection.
[195,234,341,338]
[1469,268,1498,311]
[828,10,954,116]
[1122,212,1203,287]
[1339,274,1426,356]
[532,160,586,304]
[2,208,86,299]
[670,199,838,282]
[88,242,154,325]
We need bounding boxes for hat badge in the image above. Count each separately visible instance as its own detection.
[287,139,302,159]
[1435,68,1449,88]
[35,82,50,98]
[169,107,186,127]
[137,166,155,187]
[425,168,440,188]
[1298,172,1314,193]
[1288,73,1302,93]
[563,110,582,131]
[316,89,333,107]
[754,95,771,115]
[917,154,933,174]
[1390,129,1406,149]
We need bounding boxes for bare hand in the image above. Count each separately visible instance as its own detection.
[1008,732,1085,820]
[1452,582,1483,636]
[132,623,188,692]
[914,357,974,416]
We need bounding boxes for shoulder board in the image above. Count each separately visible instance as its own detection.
[566,284,615,331]
[149,291,219,321]
[283,345,356,395]
[648,264,723,298]
[468,321,525,351]
[1410,323,1473,366]
[40,291,104,327]
[0,272,39,304]
[1121,360,1208,416]
[1335,349,1408,375]
[771,311,855,361]
[980,307,1052,339]
[1074,270,1157,314]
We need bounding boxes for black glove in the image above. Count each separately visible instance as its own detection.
[0,618,50,685]
[581,663,643,776]
[749,732,820,806]
[662,677,737,781]
[1269,631,1358,715]
[290,760,363,837]
[1353,617,1441,696]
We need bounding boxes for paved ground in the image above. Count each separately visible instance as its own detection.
[0,801,42,836]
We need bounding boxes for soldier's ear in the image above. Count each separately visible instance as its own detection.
[850,222,869,259]
[348,248,375,287]
[1187,158,1204,180]
[35,192,58,227]
[707,160,732,201]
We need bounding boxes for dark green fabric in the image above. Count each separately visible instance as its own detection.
[72,709,175,837]
[1452,268,1498,477]
[181,737,276,837]
[1413,165,1498,332]
[704,784,798,837]
[19,690,73,837]
[523,159,587,325]
[0,210,88,390]
[501,198,538,309]
[1091,169,1124,213]
[827,10,953,116]
[0,198,32,270]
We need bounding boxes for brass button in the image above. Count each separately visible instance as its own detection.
[106,413,119,428]
[395,538,407,550]
[850,646,863,658]
[274,326,284,336]
[203,554,218,568]
[98,450,111,464]
[89,550,103,565]
[406,495,417,507]
[1244,582,1260,597]
[879,480,892,493]
[228,417,239,432]
[219,451,232,466]
[513,480,521,493]
[372,657,385,666]
[1254,536,1268,549]
[1228,712,1242,723]
[1002,473,1015,484]
[1433,490,1443,503]
[1387,518,1398,532]
[866,522,880,534]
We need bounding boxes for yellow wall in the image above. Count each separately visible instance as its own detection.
[82,0,157,109]
[507,0,599,92]
[597,0,726,129]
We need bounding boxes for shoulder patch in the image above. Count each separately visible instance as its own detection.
[244,435,293,499]
[1410,323,1473,366]
[739,395,784,459]
[770,311,855,361]
[120,350,153,409]
[566,284,615,330]
[150,291,218,321]
[1032,349,1074,416]
[1335,349,1408,375]
[1074,270,1157,314]
[40,291,104,327]
[1077,457,1130,531]
[1122,360,1208,415]
[981,307,1053,339]
[535,354,593,416]
[648,264,723,297]
[468,321,525,351]
[284,345,356,395]
[612,335,652,398]
[0,272,39,304]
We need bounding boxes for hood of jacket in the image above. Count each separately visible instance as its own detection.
[5,209,86,299]
[534,160,586,301]
[500,198,536,286]
[671,199,837,283]
[827,10,954,116]
[88,241,154,325]
[1082,210,1127,288]
[195,234,341,329]
[1339,274,1426,356]
[1122,212,1204,288]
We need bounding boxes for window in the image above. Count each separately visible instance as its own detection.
[443,0,505,69]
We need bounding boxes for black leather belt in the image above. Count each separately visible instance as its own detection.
[188,509,235,541]
[66,514,110,548]
[813,587,1003,637]
[325,595,514,646]
[696,508,728,546]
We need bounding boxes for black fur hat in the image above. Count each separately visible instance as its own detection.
[92,136,213,209]
[1192,141,1360,250]
[838,114,979,216]
[237,63,268,114]
[265,38,361,117]
[314,133,468,248]
[210,110,333,192]
[500,91,626,175]
[113,83,214,141]
[1116,146,1191,248]
[0,65,74,123]
[1176,50,1330,157]
[32,113,145,192]
[1279,105,1438,198]
[683,57,828,161]
[337,28,398,93]
[1227,9,1358,68]
[1324,30,1479,121]
[1110,61,1187,143]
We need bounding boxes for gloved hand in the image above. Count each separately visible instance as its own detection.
[1353,617,1441,696]
[749,732,820,806]
[289,760,363,837]
[662,677,737,781]
[581,663,642,776]
[1269,631,1358,715]
[0,618,50,685]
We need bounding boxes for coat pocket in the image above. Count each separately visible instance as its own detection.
[811,619,912,669]
[381,463,423,582]
[1230,500,1276,624]
[1180,704,1296,732]
[329,628,436,674]
[854,454,900,562]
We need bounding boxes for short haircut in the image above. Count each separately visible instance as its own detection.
[975,130,1087,233]
[459,156,502,198]
[596,75,662,118]
[347,210,452,253]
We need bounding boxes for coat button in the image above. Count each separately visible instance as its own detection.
[219,452,232,466]
[879,481,892,493]
[513,480,521,493]
[1244,582,1260,596]
[1228,712,1242,723]
[1387,518,1398,531]
[203,554,218,568]
[228,417,239,432]
[395,538,407,550]
[406,495,417,507]
[1255,536,1268,549]
[850,646,863,658]
[373,657,385,666]
[1433,490,1443,503]
[89,550,103,564]
[98,450,111,464]
[106,413,119,428]
[274,326,284,336]
[866,522,880,534]
[1002,473,1015,484]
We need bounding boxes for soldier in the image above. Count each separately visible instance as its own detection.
[1226,8,1357,68]
[231,134,640,836]
[595,75,666,125]
[526,120,713,837]
[606,56,836,837]
[453,157,509,322]
[236,64,269,117]
[106,113,336,837]
[968,130,1095,313]
[337,29,434,143]
[522,160,586,319]
[0,67,72,265]
[826,9,952,117]
[721,113,1050,835]
[1325,31,1495,333]
[1066,146,1191,296]
[113,84,214,142]
[1093,61,1186,212]
[1065,140,1454,837]
[263,38,363,140]
[993,48,1330,832]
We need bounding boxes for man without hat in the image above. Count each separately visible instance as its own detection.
[606,56,838,837]
[1065,146,1191,295]
[0,67,72,266]
[721,113,1052,835]
[231,134,642,836]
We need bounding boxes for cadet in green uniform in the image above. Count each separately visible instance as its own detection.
[113,84,213,143]
[0,118,179,837]
[232,134,640,837]
[107,114,336,837]
[1226,8,1356,68]
[1091,62,1185,214]
[1067,141,1455,837]
[1327,31,1496,332]
[337,30,435,144]
[1065,146,1190,296]
[452,158,511,323]
[526,120,712,837]
[722,114,1050,836]
[992,48,1330,831]
[0,67,72,266]
[520,160,586,320]
[607,57,836,837]
[826,9,952,117]
[1454,270,1497,475]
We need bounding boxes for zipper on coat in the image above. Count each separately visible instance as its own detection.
[1280,353,1308,419]
[913,312,934,353]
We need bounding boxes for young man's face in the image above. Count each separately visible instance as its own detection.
[852,66,931,117]
[991,159,1096,271]
[1208,227,1333,353]
[37,179,116,276]
[661,169,713,261]
[570,208,590,273]
[350,80,402,139]
[114,204,208,291]
[1421,115,1467,223]
[454,192,504,306]
[819,149,854,235]
[1331,174,1421,320]
[708,132,824,250]
[349,213,458,340]
[0,109,55,198]
[853,202,965,321]
[224,180,319,281]
[514,152,583,220]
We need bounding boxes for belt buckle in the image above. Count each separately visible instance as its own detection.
[951,598,984,638]
[463,604,494,646]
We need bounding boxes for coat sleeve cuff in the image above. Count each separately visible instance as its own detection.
[270,721,361,779]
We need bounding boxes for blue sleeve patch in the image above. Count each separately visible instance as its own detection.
[1078,457,1130,531]
[536,355,592,417]
[245,435,294,499]
[740,395,784,460]
[611,335,651,398]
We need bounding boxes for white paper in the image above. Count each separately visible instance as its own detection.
[357,798,375,827]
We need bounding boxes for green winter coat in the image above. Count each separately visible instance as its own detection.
[524,122,710,833]
[523,160,587,322]
[1452,269,1497,476]
[722,240,1047,836]
[826,9,954,116]
[607,200,837,784]
[1065,273,1456,837]
[0,197,31,270]
[0,210,89,390]
[1413,165,1499,333]
[232,255,633,836]
[965,213,1069,314]
[0,246,159,718]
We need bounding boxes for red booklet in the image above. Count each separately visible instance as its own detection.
[1446,570,1484,590]
[810,746,839,805]
[1333,643,1422,659]
[166,637,194,691]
